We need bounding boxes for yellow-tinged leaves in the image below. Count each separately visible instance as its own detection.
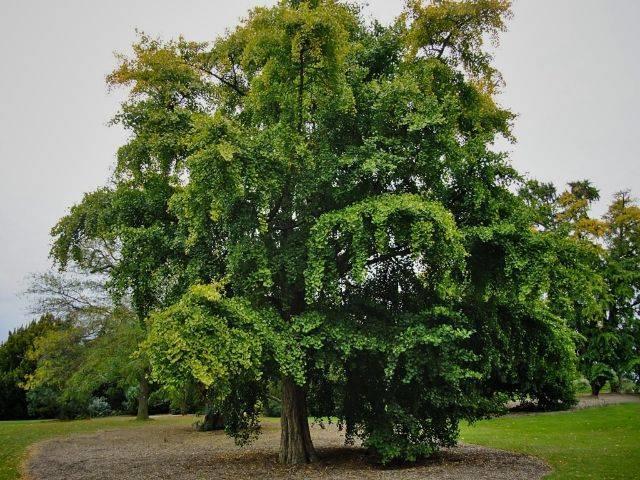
[217,141,237,162]
[305,193,465,303]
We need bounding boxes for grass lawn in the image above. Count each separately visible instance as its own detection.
[0,404,638,480]
[460,403,640,479]
[0,415,194,480]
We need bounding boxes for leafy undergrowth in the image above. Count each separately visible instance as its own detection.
[460,403,640,479]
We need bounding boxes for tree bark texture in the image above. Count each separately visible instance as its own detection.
[590,382,603,397]
[195,410,224,431]
[610,378,621,394]
[136,375,150,420]
[279,377,317,464]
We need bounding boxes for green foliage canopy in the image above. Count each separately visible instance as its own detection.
[98,0,580,463]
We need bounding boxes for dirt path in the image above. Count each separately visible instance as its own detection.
[25,421,549,480]
[506,393,640,412]
[575,393,640,409]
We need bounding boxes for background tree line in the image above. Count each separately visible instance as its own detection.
[520,182,640,397]
[0,272,211,420]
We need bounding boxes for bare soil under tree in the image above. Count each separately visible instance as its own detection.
[24,393,639,480]
[25,419,549,480]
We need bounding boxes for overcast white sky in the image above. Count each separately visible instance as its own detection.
[1,0,639,341]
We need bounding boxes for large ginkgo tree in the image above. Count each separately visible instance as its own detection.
[54,0,577,465]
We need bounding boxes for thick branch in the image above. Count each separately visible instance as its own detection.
[297,42,306,133]
[198,66,247,96]
[436,31,454,58]
[334,246,412,278]
[366,247,412,266]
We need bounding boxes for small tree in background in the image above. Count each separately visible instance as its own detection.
[22,311,147,417]
[0,314,61,420]
[23,272,150,418]
[601,191,640,393]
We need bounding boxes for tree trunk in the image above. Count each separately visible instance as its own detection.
[610,377,621,394]
[279,377,317,464]
[136,375,150,420]
[590,382,602,397]
[196,411,224,431]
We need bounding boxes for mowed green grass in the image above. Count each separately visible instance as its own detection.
[0,415,195,480]
[0,404,638,480]
[460,403,640,480]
